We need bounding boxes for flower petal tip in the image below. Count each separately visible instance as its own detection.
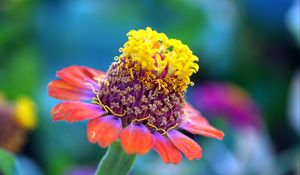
[87,116,122,148]
[50,102,105,123]
[180,110,225,140]
[56,65,105,89]
[153,133,182,164]
[167,130,202,161]
[120,123,154,155]
[217,131,225,140]
[48,80,94,101]
[50,103,63,121]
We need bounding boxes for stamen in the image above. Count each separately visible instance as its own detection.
[104,80,109,86]
[167,123,179,132]
[92,95,108,113]
[85,82,99,95]
[93,75,105,87]
[114,56,119,61]
[130,69,134,79]
[131,115,151,124]
[92,94,126,116]
[91,97,100,105]
[155,79,167,90]
[104,105,126,117]
[147,123,167,135]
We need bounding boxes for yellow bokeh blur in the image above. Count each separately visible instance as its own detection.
[14,96,37,130]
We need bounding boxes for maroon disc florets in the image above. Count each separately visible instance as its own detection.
[94,60,185,134]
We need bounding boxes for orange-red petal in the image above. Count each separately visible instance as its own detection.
[184,102,208,122]
[120,123,154,155]
[153,133,182,164]
[180,117,224,140]
[51,101,105,122]
[167,130,202,161]
[184,102,201,115]
[48,80,94,101]
[56,65,105,89]
[182,102,224,140]
[87,115,121,148]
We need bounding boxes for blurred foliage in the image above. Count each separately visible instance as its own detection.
[0,47,40,99]
[0,0,37,57]
[0,0,41,174]
[0,148,15,175]
[229,8,299,151]
[0,0,40,99]
[135,0,206,44]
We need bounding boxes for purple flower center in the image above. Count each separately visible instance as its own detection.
[94,60,185,134]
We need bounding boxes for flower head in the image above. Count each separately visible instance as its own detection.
[0,94,37,153]
[193,82,262,129]
[120,27,199,92]
[48,28,223,164]
[14,96,37,130]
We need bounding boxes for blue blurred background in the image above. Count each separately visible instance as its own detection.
[0,0,299,175]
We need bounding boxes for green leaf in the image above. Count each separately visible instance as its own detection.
[95,141,136,175]
[0,148,16,175]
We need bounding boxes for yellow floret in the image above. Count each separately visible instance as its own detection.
[14,96,37,130]
[120,27,199,91]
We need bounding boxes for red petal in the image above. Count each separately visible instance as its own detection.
[87,115,121,148]
[182,102,224,140]
[167,130,202,161]
[180,117,224,140]
[183,102,209,124]
[51,101,105,122]
[153,133,182,164]
[56,65,105,89]
[120,123,154,155]
[184,102,201,115]
[48,80,94,101]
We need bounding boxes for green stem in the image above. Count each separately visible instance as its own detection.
[95,141,136,175]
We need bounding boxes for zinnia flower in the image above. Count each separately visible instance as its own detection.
[193,82,262,129]
[48,27,224,164]
[192,83,278,175]
[0,94,37,153]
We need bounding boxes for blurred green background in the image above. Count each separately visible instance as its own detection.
[0,0,299,175]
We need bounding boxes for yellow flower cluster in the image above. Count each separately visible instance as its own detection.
[119,27,199,90]
[14,96,37,130]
